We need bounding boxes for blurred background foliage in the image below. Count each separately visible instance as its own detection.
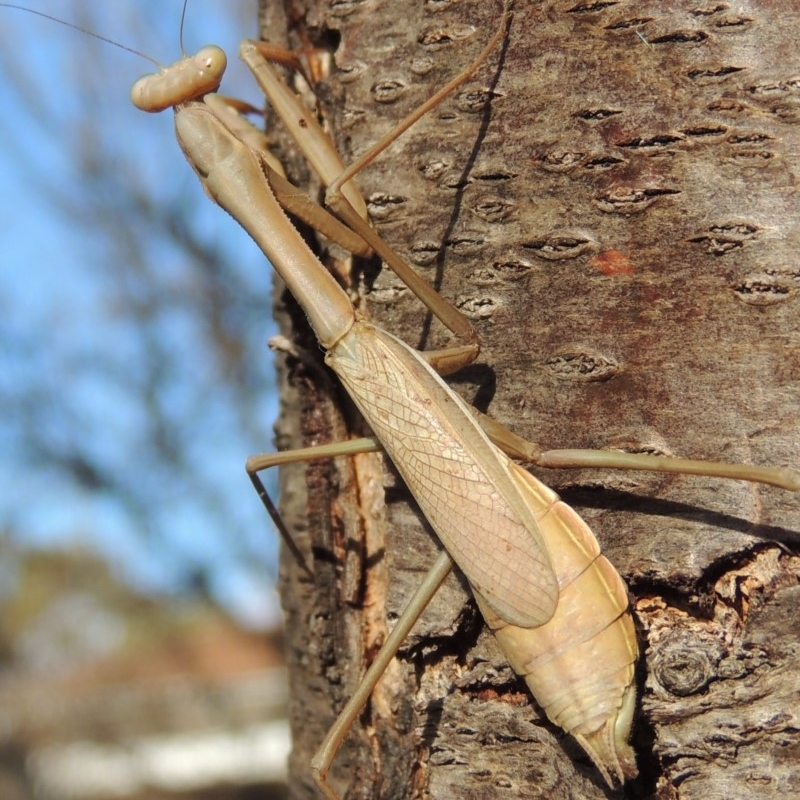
[0,0,284,628]
[0,3,292,797]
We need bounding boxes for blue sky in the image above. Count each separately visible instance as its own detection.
[0,1,289,628]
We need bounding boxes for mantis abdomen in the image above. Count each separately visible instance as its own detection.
[329,320,638,785]
[476,463,638,785]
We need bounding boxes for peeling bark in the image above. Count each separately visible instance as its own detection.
[265,1,800,798]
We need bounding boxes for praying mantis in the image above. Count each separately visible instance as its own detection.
[131,3,800,796]
[10,0,800,796]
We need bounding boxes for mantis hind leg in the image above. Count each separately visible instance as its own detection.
[250,416,800,580]
[476,413,800,492]
[310,551,453,800]
[248,437,453,800]
[247,436,383,576]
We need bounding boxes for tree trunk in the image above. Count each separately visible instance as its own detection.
[264,1,800,798]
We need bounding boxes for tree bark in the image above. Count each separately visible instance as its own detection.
[264,1,800,798]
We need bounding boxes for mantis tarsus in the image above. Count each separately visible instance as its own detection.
[13,1,800,796]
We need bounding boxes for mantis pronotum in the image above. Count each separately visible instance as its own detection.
[12,1,800,796]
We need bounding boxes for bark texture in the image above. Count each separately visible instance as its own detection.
[264,1,800,798]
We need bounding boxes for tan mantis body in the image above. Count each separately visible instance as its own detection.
[120,7,800,796]
[128,20,646,785]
